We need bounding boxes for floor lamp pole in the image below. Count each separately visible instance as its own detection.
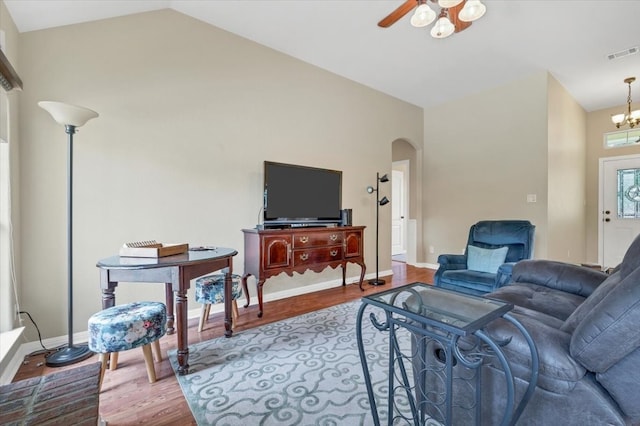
[38,101,98,366]
[368,172,388,286]
[46,125,93,367]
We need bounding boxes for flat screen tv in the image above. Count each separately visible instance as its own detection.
[263,161,342,227]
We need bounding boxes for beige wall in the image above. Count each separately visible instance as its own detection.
[585,107,640,262]
[16,9,423,339]
[422,73,550,263]
[0,0,21,332]
[546,75,587,262]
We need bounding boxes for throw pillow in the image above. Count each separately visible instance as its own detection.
[467,245,509,274]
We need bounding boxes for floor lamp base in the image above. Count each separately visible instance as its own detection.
[368,278,386,286]
[45,344,93,367]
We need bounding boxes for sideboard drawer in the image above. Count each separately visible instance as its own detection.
[293,247,343,267]
[292,231,343,248]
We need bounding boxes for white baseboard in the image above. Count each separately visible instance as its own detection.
[1,270,387,384]
[421,262,439,270]
[192,269,393,316]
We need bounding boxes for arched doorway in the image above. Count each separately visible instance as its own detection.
[392,139,420,265]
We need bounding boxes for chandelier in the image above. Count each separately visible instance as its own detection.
[410,0,486,39]
[612,77,640,129]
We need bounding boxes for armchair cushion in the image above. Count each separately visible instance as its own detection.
[467,245,508,273]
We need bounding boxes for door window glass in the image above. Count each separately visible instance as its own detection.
[618,168,640,218]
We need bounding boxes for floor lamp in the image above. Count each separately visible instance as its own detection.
[367,172,389,286]
[38,101,99,367]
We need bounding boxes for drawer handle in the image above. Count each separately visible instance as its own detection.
[300,253,309,261]
[299,236,309,244]
[330,249,338,257]
[329,234,338,241]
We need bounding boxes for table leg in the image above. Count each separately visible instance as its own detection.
[101,288,115,309]
[224,271,233,338]
[165,283,175,335]
[99,270,117,309]
[175,285,189,375]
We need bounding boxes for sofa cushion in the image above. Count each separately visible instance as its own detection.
[570,266,640,373]
[488,282,586,322]
[595,346,640,421]
[620,233,640,279]
[467,245,508,273]
[561,271,622,334]
[512,260,607,298]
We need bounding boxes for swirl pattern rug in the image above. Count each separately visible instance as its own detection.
[168,301,414,425]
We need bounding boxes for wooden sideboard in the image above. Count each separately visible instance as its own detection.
[242,226,366,317]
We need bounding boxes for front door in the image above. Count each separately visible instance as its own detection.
[600,154,640,268]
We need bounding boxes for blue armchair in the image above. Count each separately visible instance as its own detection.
[433,220,535,296]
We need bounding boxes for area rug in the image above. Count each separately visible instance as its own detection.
[168,301,413,425]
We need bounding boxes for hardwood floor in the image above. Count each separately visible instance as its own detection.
[12,262,434,425]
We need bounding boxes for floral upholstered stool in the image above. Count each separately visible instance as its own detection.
[88,301,166,391]
[195,273,244,332]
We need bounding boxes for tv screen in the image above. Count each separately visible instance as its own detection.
[263,161,342,225]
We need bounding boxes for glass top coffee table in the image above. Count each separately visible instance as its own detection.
[356,282,539,426]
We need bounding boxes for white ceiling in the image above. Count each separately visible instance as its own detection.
[5,0,640,112]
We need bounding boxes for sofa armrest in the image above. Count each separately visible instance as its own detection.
[484,312,587,393]
[512,260,608,298]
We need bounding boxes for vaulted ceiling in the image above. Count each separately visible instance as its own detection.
[5,0,640,112]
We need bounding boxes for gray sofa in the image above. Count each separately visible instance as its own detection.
[417,233,640,425]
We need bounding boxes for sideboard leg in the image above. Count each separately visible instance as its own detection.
[358,261,366,291]
[257,279,265,318]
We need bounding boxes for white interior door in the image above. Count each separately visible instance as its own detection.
[391,162,408,256]
[600,154,640,268]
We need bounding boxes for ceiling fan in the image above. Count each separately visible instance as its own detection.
[378,0,486,38]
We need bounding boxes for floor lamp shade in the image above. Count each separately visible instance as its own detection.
[368,172,390,286]
[39,101,98,367]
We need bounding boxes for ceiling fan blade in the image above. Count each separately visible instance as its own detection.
[449,0,472,33]
[378,0,418,28]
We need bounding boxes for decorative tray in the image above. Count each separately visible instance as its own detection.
[119,240,189,258]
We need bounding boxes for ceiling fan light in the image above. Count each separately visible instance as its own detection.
[438,0,463,8]
[459,0,486,22]
[410,4,436,28]
[430,16,455,38]
[611,113,626,125]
